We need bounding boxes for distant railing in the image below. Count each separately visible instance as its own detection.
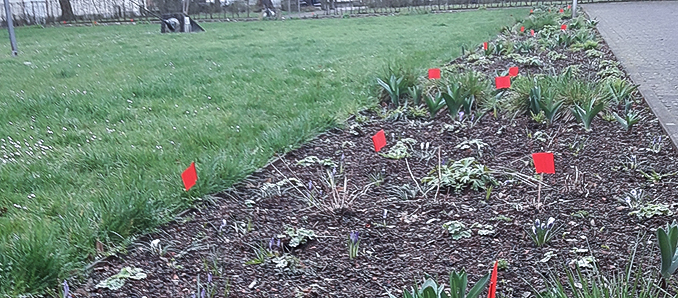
[0,0,638,26]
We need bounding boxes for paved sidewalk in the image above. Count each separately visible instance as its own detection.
[585,1,678,146]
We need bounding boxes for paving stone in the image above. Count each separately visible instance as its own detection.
[585,1,678,147]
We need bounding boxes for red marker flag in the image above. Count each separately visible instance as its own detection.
[181,162,198,191]
[530,29,535,36]
[529,9,533,13]
[372,130,386,152]
[520,26,525,32]
[488,260,499,298]
[483,42,488,50]
[559,8,564,13]
[508,66,519,77]
[568,5,571,8]
[532,152,555,174]
[561,24,567,30]
[428,68,441,79]
[495,76,511,89]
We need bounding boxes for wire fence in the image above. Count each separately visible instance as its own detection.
[0,0,638,26]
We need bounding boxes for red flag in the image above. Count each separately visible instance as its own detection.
[529,9,533,13]
[568,5,571,8]
[520,26,525,32]
[181,162,198,191]
[559,8,564,13]
[530,29,535,36]
[508,67,519,77]
[372,130,386,152]
[495,76,511,89]
[532,152,555,174]
[428,68,441,79]
[561,24,567,30]
[483,42,488,50]
[488,260,498,298]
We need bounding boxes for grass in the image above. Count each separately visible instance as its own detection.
[0,9,522,295]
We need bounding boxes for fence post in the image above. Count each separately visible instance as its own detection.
[3,0,18,55]
[571,0,576,17]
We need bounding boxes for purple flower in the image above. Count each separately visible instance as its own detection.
[276,238,281,248]
[471,113,475,122]
[308,180,313,190]
[207,272,212,283]
[269,237,275,251]
[63,280,70,298]
[201,289,206,298]
[383,209,388,219]
[341,153,345,161]
[459,111,464,121]
[332,167,336,177]
[349,231,360,244]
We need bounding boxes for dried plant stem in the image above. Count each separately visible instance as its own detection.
[404,158,426,199]
[434,146,442,203]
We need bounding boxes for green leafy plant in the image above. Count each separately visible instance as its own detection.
[629,203,672,220]
[393,269,489,298]
[422,157,496,192]
[529,86,563,125]
[657,220,678,279]
[377,75,404,107]
[425,92,446,118]
[280,227,316,247]
[442,82,466,118]
[613,109,642,132]
[571,97,606,131]
[534,250,670,298]
[527,217,558,246]
[409,85,423,106]
[449,269,490,298]
[443,221,471,240]
[546,51,567,61]
[604,77,637,104]
[380,138,417,160]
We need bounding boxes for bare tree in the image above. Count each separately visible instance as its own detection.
[58,0,75,20]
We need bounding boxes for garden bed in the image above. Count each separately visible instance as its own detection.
[83,7,678,298]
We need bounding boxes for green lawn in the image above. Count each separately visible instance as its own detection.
[0,9,522,294]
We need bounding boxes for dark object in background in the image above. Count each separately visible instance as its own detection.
[160,13,205,33]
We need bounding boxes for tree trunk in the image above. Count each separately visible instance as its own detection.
[58,0,74,20]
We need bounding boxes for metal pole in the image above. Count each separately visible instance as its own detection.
[572,0,577,18]
[3,0,18,56]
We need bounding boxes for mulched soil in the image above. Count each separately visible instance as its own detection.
[81,13,678,298]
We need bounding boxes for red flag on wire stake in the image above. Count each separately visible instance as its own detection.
[428,68,441,79]
[520,26,525,32]
[532,152,555,174]
[483,42,488,50]
[561,24,567,30]
[495,76,511,89]
[488,260,498,298]
[181,162,198,191]
[508,67,519,77]
[372,130,386,152]
[530,29,535,36]
[559,8,564,13]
